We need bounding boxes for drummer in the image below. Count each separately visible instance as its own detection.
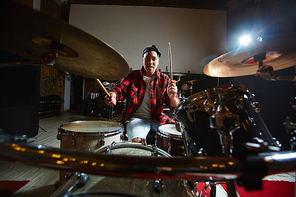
[105,45,180,145]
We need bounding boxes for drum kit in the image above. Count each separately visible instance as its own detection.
[0,1,296,197]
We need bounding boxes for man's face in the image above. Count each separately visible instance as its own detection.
[142,51,159,77]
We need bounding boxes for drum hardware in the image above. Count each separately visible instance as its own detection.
[254,52,296,82]
[196,181,218,197]
[283,116,296,151]
[51,172,89,197]
[153,178,163,194]
[290,97,296,110]
[209,89,240,156]
[2,139,296,192]
[39,125,47,132]
[242,142,281,153]
[183,180,197,197]
[176,84,279,158]
[181,80,198,96]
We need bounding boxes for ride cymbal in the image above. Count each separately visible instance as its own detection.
[0,1,129,81]
[203,32,296,77]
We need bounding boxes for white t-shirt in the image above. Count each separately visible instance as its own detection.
[132,75,155,119]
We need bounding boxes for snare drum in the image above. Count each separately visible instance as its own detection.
[157,124,185,156]
[57,120,123,186]
[175,84,278,157]
[57,120,123,152]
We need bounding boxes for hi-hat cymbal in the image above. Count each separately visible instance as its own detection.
[0,1,129,81]
[203,32,296,77]
[184,79,198,84]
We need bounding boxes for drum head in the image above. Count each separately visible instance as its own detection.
[60,120,123,136]
[158,124,182,139]
[96,142,171,157]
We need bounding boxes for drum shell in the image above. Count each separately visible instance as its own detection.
[58,120,123,152]
[176,84,277,157]
[57,120,123,185]
[157,124,185,156]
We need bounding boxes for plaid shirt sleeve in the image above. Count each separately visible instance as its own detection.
[109,70,145,124]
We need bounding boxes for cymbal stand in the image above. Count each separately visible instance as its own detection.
[0,40,63,68]
[51,172,89,197]
[209,89,240,197]
[255,53,296,82]
[189,81,194,96]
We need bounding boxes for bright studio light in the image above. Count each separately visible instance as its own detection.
[240,35,251,46]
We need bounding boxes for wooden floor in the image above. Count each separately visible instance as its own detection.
[0,111,108,197]
[0,111,295,197]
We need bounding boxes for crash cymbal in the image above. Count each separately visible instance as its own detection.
[0,1,129,81]
[204,32,296,77]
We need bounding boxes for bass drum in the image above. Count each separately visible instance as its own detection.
[70,142,186,197]
[175,84,278,157]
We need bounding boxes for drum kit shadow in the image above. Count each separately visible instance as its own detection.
[0,1,296,197]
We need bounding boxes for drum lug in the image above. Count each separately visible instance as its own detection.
[100,139,105,146]
[187,112,195,123]
[251,102,261,113]
[198,148,207,156]
[71,136,76,146]
[57,132,61,140]
[236,95,244,110]
[168,136,172,154]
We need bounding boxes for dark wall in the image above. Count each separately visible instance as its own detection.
[0,49,40,138]
[0,64,40,138]
[70,74,83,111]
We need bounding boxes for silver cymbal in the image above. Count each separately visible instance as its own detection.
[204,32,296,77]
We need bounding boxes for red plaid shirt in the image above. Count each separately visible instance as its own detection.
[110,67,178,125]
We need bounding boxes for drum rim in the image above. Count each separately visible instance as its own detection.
[59,120,123,137]
[95,142,172,158]
[157,131,182,140]
[158,124,182,140]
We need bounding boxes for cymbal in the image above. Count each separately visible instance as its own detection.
[184,79,198,84]
[0,1,129,81]
[203,32,296,77]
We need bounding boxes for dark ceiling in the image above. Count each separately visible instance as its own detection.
[70,0,230,11]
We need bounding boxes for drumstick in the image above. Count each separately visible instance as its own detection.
[96,78,111,97]
[168,42,173,80]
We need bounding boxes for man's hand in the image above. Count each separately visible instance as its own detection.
[167,80,178,99]
[167,80,180,108]
[105,92,117,106]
